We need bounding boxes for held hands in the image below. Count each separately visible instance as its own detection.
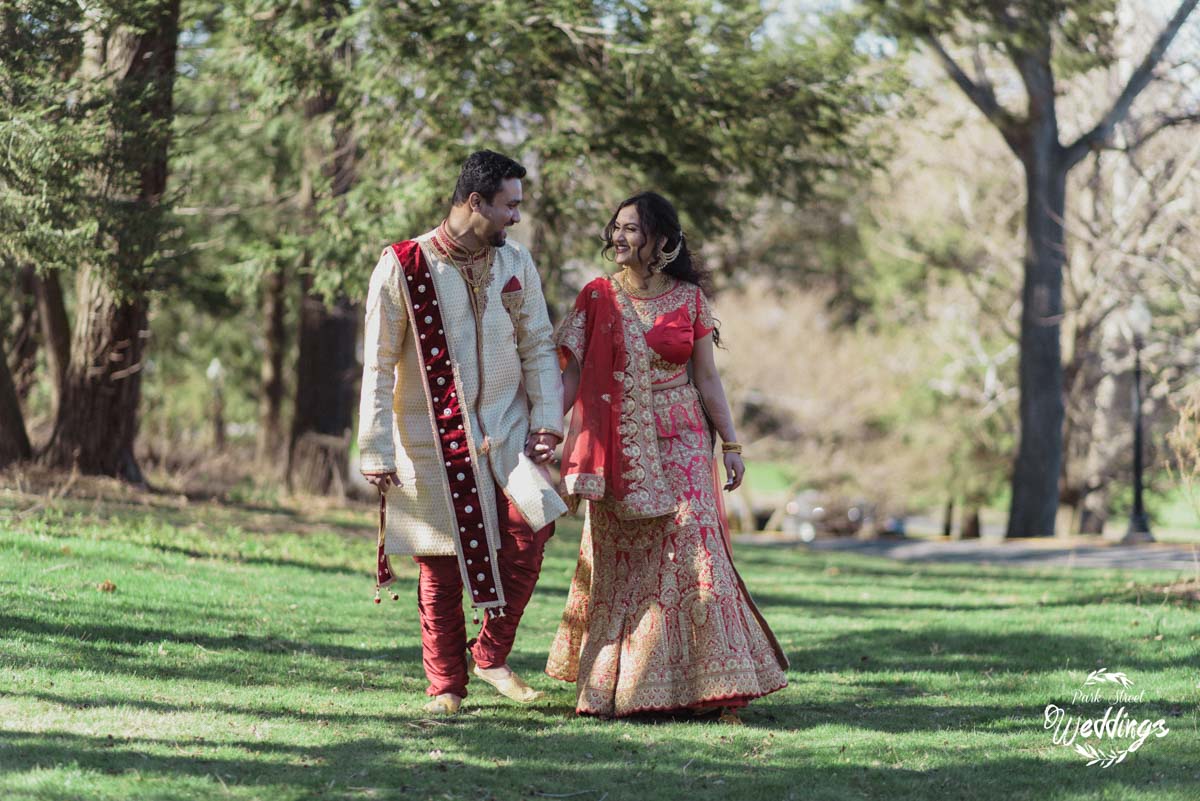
[525,431,561,465]
[722,453,745,492]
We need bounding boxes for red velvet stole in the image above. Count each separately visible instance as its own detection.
[389,240,506,613]
[376,490,396,593]
[559,279,623,505]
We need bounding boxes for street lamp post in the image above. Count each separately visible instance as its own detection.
[1123,296,1153,544]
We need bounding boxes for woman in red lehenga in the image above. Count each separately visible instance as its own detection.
[545,192,788,720]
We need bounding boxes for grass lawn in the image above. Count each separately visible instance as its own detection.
[1,487,1198,801]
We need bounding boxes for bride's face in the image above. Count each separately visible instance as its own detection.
[612,205,649,269]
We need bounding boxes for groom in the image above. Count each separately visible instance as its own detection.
[357,150,566,715]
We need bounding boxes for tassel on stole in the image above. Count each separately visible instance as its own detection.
[374,489,399,603]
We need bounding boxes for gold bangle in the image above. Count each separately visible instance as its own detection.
[721,442,742,454]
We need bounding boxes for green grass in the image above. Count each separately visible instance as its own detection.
[1,490,1199,801]
[742,460,802,495]
[1143,486,1200,533]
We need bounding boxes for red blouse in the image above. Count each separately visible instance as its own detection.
[624,280,715,385]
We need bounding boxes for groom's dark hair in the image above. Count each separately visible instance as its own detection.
[452,150,526,206]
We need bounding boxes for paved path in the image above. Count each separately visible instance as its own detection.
[735,534,1200,572]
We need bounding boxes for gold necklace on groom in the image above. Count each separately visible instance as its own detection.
[433,222,494,296]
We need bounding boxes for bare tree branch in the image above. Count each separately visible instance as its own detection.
[1063,0,1199,168]
[1123,111,1200,152]
[923,34,1025,157]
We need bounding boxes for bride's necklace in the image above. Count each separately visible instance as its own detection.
[618,268,666,299]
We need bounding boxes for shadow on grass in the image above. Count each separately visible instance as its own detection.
[114,538,370,579]
[745,591,1124,614]
[6,689,425,728]
[7,497,369,542]
[1,723,1195,801]
[10,516,375,580]
[732,545,1137,584]
[0,611,424,686]
[780,624,1190,676]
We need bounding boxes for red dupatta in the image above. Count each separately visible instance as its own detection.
[558,277,674,519]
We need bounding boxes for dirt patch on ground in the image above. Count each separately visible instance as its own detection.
[1146,578,1200,602]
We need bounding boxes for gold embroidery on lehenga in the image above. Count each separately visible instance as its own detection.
[610,277,675,520]
[546,384,789,717]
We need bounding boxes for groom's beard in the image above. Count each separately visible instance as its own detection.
[488,229,507,247]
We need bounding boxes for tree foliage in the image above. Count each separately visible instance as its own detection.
[0,1,890,483]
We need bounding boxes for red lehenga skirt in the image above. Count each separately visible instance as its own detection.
[546,384,789,717]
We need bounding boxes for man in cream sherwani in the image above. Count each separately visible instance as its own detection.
[358,150,566,715]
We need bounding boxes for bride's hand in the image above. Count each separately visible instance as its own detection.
[722,453,745,491]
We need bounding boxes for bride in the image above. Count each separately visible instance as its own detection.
[545,191,788,719]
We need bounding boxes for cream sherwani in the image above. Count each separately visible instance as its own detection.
[358,230,566,559]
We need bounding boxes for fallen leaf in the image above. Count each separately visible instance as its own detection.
[97,580,116,592]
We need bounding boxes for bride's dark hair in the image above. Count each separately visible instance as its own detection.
[601,191,714,298]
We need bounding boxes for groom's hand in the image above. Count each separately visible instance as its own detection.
[524,432,561,465]
[364,471,401,490]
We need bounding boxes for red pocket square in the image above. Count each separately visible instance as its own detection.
[502,276,522,293]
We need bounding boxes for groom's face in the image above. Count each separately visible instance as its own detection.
[472,178,523,247]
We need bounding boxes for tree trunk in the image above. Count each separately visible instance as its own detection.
[1077,497,1108,536]
[941,498,954,538]
[961,507,982,539]
[7,264,39,401]
[40,0,180,483]
[1007,52,1067,538]
[256,266,287,464]
[287,281,358,495]
[529,203,568,318]
[1074,326,1127,535]
[0,333,32,467]
[286,0,358,495]
[35,269,71,415]
[43,269,149,481]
